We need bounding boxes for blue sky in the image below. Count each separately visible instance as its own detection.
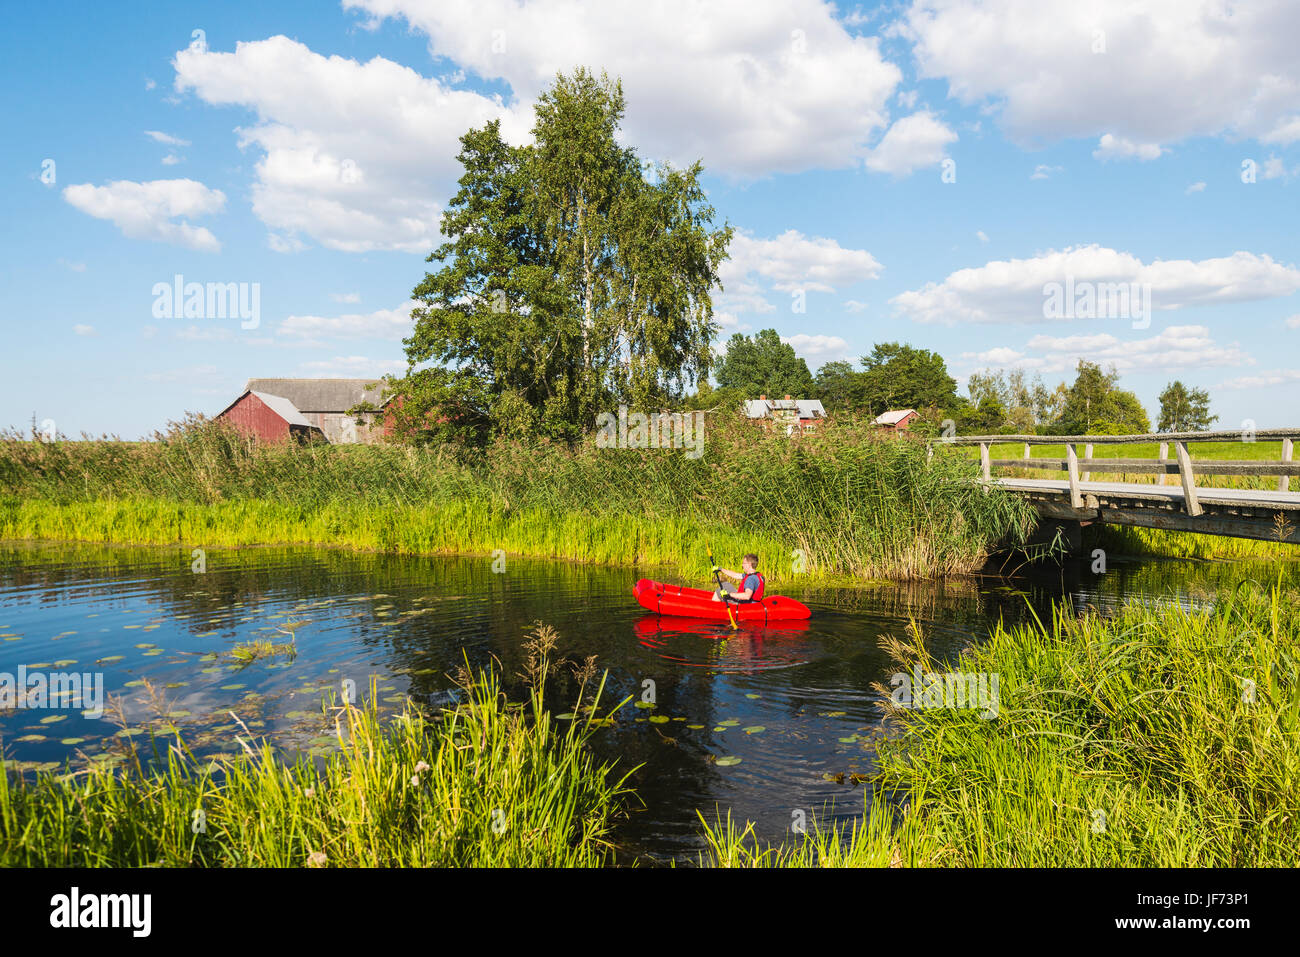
[5,0,1299,437]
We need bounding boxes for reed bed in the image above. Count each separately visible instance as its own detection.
[700,580,1300,867]
[0,633,635,867]
[0,416,1037,581]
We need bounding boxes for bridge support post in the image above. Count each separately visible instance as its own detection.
[1176,441,1203,516]
[1083,442,1093,481]
[1159,441,1169,485]
[980,442,990,481]
[1282,438,1294,493]
[1066,443,1083,508]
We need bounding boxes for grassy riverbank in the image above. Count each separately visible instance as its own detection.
[1,629,635,867]
[0,417,1036,581]
[701,579,1300,867]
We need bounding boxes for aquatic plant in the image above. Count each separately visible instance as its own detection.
[0,636,634,867]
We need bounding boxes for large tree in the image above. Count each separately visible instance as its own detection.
[1157,381,1217,432]
[813,360,869,412]
[859,342,958,414]
[391,69,732,444]
[714,328,815,398]
[1054,360,1151,434]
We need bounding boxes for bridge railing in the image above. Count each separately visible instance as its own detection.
[927,429,1300,516]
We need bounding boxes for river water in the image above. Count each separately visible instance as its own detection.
[0,540,1293,863]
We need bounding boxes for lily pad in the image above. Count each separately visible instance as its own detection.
[743,726,765,734]
[715,756,742,767]
[649,715,670,724]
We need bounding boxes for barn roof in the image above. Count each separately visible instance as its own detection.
[874,408,917,425]
[242,378,390,412]
[250,391,313,428]
[744,398,826,419]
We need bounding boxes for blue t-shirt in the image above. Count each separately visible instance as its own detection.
[739,573,761,597]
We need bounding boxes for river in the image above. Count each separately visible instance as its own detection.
[0,540,1293,863]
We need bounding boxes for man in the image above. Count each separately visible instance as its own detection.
[711,553,766,603]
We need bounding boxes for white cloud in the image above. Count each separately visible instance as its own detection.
[342,0,903,177]
[161,154,182,166]
[62,178,225,252]
[781,333,851,362]
[1093,134,1163,162]
[844,300,870,313]
[146,364,222,384]
[891,245,1300,325]
[1030,164,1063,180]
[277,302,417,340]
[299,356,408,376]
[1023,325,1251,372]
[1186,181,1207,194]
[73,324,96,337]
[331,292,362,304]
[173,36,532,254]
[1219,368,1300,390]
[904,0,1300,153]
[1285,314,1300,328]
[715,230,882,322]
[961,346,1026,366]
[175,325,237,343]
[145,130,191,147]
[723,230,883,294]
[864,111,957,175]
[1261,155,1297,181]
[1260,115,1300,145]
[976,230,989,243]
[267,232,307,253]
[957,326,1251,376]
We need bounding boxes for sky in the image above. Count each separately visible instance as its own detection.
[4,0,1299,438]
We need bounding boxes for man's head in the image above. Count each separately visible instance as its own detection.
[742,553,759,573]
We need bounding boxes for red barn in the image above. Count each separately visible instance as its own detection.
[214,390,325,443]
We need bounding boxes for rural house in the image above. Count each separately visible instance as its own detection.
[873,409,919,430]
[744,394,826,434]
[215,378,392,444]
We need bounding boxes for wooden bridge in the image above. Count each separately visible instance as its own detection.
[932,429,1300,543]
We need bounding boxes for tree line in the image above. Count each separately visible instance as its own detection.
[703,327,1218,436]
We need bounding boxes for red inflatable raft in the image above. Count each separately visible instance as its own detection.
[633,578,812,623]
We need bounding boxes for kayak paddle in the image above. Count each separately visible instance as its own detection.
[706,544,739,630]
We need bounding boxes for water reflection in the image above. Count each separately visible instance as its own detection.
[0,540,1294,862]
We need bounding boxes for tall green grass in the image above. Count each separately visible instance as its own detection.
[701,580,1300,867]
[1,629,635,867]
[1084,522,1299,562]
[0,416,1037,581]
